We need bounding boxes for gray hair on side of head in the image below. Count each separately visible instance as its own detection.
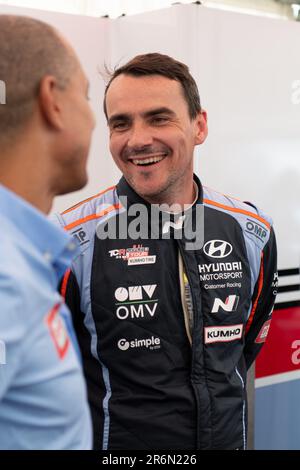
[0,15,78,143]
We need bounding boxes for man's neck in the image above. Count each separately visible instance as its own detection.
[142,180,197,212]
[159,182,198,214]
[0,144,54,214]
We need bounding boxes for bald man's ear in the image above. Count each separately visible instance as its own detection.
[38,75,65,131]
[194,110,208,145]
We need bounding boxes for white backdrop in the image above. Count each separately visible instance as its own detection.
[0,2,300,272]
[1,2,300,449]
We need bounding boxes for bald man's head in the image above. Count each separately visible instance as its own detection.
[0,15,79,144]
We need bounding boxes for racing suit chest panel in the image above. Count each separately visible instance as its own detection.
[178,206,252,449]
[90,227,197,449]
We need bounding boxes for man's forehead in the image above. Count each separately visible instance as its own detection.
[106,74,185,113]
[108,73,181,94]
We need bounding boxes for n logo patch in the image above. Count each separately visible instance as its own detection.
[212,295,239,313]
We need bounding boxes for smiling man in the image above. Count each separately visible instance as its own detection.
[54,53,277,450]
[106,72,207,206]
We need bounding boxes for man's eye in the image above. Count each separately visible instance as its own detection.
[112,122,128,130]
[151,116,168,124]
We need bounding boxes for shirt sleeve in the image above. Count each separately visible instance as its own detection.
[243,226,278,369]
[0,275,26,400]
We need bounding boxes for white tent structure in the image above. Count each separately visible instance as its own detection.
[1,1,300,448]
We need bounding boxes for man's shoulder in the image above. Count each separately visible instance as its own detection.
[0,219,56,319]
[203,186,273,226]
[0,216,28,270]
[203,186,274,248]
[0,249,32,331]
[0,214,43,276]
[53,184,119,232]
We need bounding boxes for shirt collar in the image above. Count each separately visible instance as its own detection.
[0,184,77,279]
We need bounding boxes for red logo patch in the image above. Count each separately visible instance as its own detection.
[45,304,70,359]
[255,319,271,344]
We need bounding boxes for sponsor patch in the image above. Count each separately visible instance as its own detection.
[114,285,158,320]
[255,319,272,344]
[203,240,233,259]
[71,227,89,246]
[109,245,156,265]
[128,255,156,266]
[245,218,267,242]
[117,336,161,351]
[204,324,243,344]
[198,262,243,282]
[211,295,239,313]
[45,304,70,359]
[203,282,242,290]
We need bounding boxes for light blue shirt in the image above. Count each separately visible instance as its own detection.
[0,185,92,449]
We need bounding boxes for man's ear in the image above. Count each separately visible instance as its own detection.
[194,110,208,145]
[38,75,65,131]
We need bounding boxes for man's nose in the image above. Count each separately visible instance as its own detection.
[127,122,153,148]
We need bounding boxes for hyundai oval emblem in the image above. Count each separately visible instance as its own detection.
[203,240,233,259]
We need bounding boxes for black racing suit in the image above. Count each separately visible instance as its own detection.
[54,175,277,450]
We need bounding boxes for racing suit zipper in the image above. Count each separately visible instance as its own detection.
[178,251,193,344]
[177,242,212,449]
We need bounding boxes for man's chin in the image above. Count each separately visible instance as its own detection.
[57,174,88,196]
[131,184,169,203]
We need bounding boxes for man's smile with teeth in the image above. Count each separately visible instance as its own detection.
[130,153,167,166]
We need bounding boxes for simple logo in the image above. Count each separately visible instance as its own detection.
[204,240,233,259]
[255,320,271,344]
[115,285,158,320]
[205,324,243,344]
[118,339,130,351]
[162,215,186,235]
[0,80,5,105]
[211,295,239,313]
[72,227,89,246]
[0,340,6,365]
[245,219,267,242]
[45,304,70,359]
[109,245,156,266]
[117,336,161,351]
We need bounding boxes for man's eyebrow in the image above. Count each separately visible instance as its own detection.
[108,113,130,126]
[107,107,175,125]
[143,107,175,118]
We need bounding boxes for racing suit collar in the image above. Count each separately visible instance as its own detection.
[116,174,203,208]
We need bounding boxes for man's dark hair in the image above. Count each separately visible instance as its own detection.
[0,15,78,144]
[103,53,201,120]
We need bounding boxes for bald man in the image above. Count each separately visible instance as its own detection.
[0,15,95,449]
